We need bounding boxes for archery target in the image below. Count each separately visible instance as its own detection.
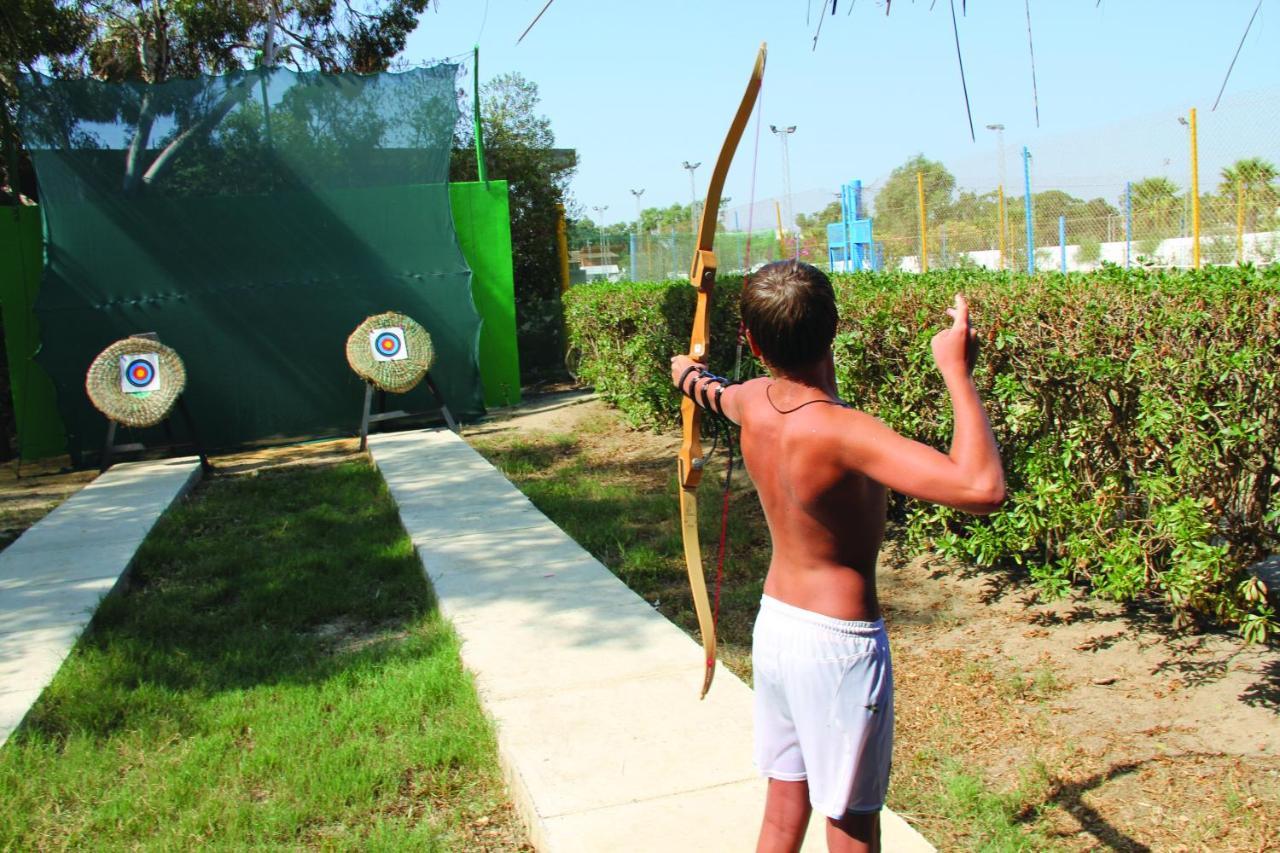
[119,353,161,393]
[370,327,408,362]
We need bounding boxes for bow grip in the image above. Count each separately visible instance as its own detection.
[690,249,718,291]
[688,249,718,360]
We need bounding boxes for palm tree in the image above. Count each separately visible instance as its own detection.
[1219,158,1278,233]
[1126,177,1181,240]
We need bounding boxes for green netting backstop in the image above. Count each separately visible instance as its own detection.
[17,64,485,462]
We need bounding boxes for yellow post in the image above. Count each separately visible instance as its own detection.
[997,185,1007,271]
[916,171,928,273]
[1190,107,1200,269]
[774,200,784,243]
[555,202,571,356]
[1237,178,1246,265]
[555,203,570,293]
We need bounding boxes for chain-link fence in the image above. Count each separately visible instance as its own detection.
[608,88,1277,280]
[568,228,785,284]
[880,88,1279,273]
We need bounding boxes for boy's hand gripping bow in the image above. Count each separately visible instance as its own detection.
[678,43,766,699]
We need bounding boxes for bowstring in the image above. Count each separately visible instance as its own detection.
[712,77,764,633]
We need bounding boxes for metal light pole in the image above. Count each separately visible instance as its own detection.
[770,125,797,247]
[1178,116,1192,259]
[591,205,608,273]
[986,123,1006,269]
[630,188,645,231]
[630,188,645,280]
[682,161,701,237]
[985,123,1006,190]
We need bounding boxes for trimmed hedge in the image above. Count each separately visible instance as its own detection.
[564,266,1280,641]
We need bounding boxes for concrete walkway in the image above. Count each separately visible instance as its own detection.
[369,428,934,852]
[0,457,203,746]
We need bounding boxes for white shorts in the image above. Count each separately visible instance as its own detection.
[752,594,894,819]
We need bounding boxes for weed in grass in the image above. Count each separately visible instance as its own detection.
[998,661,1062,704]
[937,760,1062,852]
[0,460,523,850]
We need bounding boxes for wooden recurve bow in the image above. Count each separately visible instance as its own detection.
[679,43,766,699]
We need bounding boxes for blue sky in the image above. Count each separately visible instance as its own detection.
[404,1,1280,227]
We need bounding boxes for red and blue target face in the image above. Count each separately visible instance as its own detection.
[369,327,408,362]
[119,353,161,393]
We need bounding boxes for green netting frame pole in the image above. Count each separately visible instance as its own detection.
[473,45,488,182]
[2,99,23,204]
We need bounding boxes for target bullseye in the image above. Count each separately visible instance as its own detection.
[119,353,161,393]
[370,327,408,362]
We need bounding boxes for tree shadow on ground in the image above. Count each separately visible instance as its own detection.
[1015,760,1151,852]
[16,461,449,743]
[1240,657,1280,713]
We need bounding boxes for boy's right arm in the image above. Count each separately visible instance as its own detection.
[842,294,1006,515]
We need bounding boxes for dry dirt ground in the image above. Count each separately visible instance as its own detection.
[0,456,97,551]
[469,391,1280,852]
[0,439,364,551]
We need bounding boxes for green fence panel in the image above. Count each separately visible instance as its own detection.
[0,205,66,460]
[16,66,485,464]
[2,180,522,459]
[450,180,520,407]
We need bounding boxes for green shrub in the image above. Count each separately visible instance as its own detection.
[563,266,1280,640]
[562,277,757,428]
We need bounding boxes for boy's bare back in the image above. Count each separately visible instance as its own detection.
[733,378,887,622]
[673,289,1004,626]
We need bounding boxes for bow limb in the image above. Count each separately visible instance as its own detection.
[678,43,766,699]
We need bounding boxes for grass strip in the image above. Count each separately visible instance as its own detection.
[0,459,519,850]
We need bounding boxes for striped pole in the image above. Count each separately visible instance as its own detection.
[1059,215,1067,274]
[1022,147,1033,274]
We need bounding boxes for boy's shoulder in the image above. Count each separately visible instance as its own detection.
[735,377,879,432]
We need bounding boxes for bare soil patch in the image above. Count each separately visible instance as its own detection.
[0,438,362,552]
[0,456,96,551]
[469,391,1280,851]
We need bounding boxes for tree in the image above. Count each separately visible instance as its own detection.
[795,200,841,250]
[872,155,956,267]
[1,0,91,200]
[643,204,687,234]
[77,0,436,81]
[7,2,437,195]
[451,72,576,373]
[943,189,999,254]
[1125,177,1181,241]
[1219,157,1278,233]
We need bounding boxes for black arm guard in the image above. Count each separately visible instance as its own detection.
[678,365,733,417]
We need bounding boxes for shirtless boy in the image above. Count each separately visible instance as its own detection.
[670,260,1005,853]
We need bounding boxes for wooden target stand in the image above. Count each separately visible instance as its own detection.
[358,371,458,452]
[98,333,212,474]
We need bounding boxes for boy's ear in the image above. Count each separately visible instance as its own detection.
[745,328,763,358]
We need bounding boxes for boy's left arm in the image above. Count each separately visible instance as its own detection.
[670,354,744,424]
